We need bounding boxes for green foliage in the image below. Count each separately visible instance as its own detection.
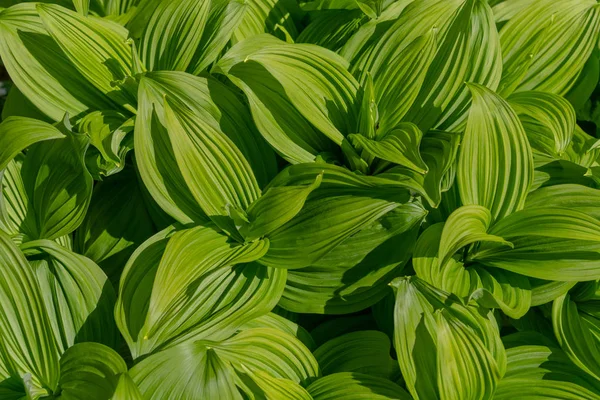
[1,0,600,398]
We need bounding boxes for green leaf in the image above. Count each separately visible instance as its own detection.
[508,91,575,157]
[232,0,301,43]
[188,0,247,74]
[258,167,409,270]
[241,313,316,351]
[314,331,397,379]
[377,130,461,207]
[437,205,511,268]
[115,225,285,358]
[74,168,156,286]
[162,94,260,239]
[349,122,428,174]
[130,328,319,399]
[1,119,95,243]
[457,83,533,221]
[20,239,119,352]
[498,0,600,96]
[553,293,600,382]
[37,3,136,112]
[240,172,323,241]
[139,0,210,71]
[413,215,531,319]
[495,341,600,400]
[135,72,275,227]
[0,117,64,172]
[280,203,424,314]
[307,372,412,400]
[215,34,359,164]
[405,0,503,132]
[296,9,365,52]
[526,184,600,221]
[72,0,89,15]
[0,229,60,396]
[76,110,134,179]
[372,30,436,135]
[390,276,505,400]
[0,3,115,120]
[474,207,600,281]
[58,342,136,400]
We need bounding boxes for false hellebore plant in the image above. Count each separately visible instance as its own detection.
[2,0,600,398]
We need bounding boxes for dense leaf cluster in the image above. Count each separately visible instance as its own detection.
[1,0,600,398]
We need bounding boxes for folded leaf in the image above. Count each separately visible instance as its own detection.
[405,0,503,132]
[349,122,428,174]
[280,203,424,314]
[20,239,119,352]
[130,328,318,399]
[139,0,210,71]
[77,110,133,179]
[0,117,64,172]
[457,83,533,221]
[508,91,575,157]
[553,293,600,382]
[58,342,136,399]
[526,184,600,220]
[390,276,505,400]
[307,372,412,400]
[498,0,600,96]
[240,172,322,241]
[188,0,247,74]
[37,3,136,112]
[474,207,600,281]
[215,34,359,164]
[115,225,285,358]
[0,3,115,120]
[74,168,156,286]
[377,130,461,207]
[18,121,93,241]
[0,229,60,396]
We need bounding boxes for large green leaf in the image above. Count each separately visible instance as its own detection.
[313,331,397,379]
[20,239,118,352]
[508,91,575,158]
[280,202,424,314]
[474,207,600,281]
[553,293,600,382]
[37,3,135,112]
[130,328,319,399]
[457,83,533,221]
[495,338,600,400]
[307,372,412,400]
[1,120,94,242]
[258,165,411,269]
[0,3,115,120]
[390,276,505,400]
[215,34,359,164]
[139,0,210,71]
[0,229,59,397]
[0,117,64,172]
[408,0,502,131]
[498,0,600,96]
[57,342,139,400]
[187,0,247,74]
[115,225,285,358]
[74,168,156,286]
[135,72,265,232]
